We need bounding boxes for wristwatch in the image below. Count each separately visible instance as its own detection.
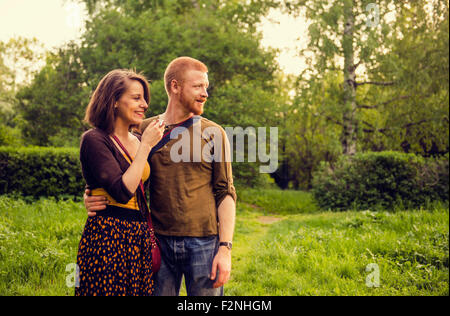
[219,242,233,251]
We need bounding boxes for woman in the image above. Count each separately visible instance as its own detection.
[75,69,165,296]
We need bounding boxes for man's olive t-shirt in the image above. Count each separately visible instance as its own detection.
[140,115,237,237]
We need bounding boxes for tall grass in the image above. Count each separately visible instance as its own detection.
[0,197,84,295]
[230,207,449,295]
[0,190,448,296]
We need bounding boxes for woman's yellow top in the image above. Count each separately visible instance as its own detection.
[91,152,150,210]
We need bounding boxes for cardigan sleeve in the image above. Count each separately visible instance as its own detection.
[80,130,134,204]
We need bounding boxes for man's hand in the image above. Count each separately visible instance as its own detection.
[210,246,231,288]
[84,189,108,217]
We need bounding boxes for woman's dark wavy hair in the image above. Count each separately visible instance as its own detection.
[84,69,150,134]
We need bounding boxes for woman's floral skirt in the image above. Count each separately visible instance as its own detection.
[75,206,154,296]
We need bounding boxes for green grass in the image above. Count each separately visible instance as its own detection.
[0,189,448,296]
[236,188,319,215]
[229,207,448,295]
[0,197,84,295]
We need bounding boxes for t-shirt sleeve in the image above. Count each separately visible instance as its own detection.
[211,127,237,207]
[80,131,134,204]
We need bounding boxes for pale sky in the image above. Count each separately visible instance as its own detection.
[0,0,307,76]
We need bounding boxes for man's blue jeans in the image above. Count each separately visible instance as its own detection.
[153,234,224,296]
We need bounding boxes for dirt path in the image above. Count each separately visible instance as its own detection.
[257,216,283,225]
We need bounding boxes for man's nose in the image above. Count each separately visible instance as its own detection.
[201,87,208,98]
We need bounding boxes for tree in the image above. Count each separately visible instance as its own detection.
[283,71,342,189]
[0,37,43,146]
[16,0,285,179]
[16,43,89,146]
[359,1,449,156]
[285,0,449,156]
[78,0,279,30]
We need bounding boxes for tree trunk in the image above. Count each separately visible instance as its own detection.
[341,0,357,155]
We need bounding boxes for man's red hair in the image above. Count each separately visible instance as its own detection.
[164,57,208,95]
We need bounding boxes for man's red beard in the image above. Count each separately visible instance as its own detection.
[180,88,205,115]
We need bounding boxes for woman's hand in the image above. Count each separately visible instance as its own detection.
[121,119,164,194]
[141,119,165,148]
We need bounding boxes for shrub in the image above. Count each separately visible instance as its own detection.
[0,146,84,199]
[419,154,449,202]
[232,162,277,188]
[0,145,274,199]
[311,151,449,211]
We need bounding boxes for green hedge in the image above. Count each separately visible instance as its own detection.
[311,151,449,211]
[0,146,84,199]
[0,146,269,199]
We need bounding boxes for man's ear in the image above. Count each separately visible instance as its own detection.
[170,79,181,94]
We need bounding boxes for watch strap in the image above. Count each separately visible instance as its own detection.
[219,242,232,250]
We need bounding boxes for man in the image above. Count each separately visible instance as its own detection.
[84,57,237,296]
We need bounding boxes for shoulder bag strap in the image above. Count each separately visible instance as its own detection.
[110,134,155,231]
